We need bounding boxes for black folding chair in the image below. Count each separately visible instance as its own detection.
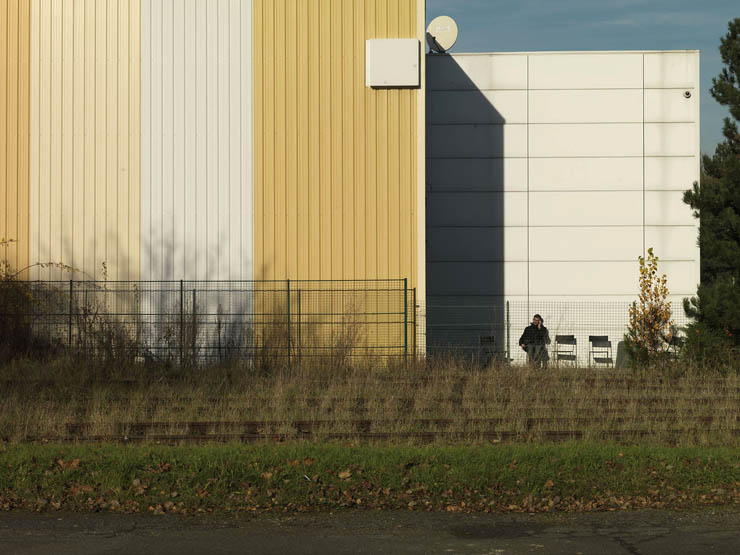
[554,335,577,366]
[589,335,613,367]
[479,335,510,366]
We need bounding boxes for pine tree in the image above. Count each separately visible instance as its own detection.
[683,18,740,357]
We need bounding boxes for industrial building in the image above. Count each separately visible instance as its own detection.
[1,1,699,359]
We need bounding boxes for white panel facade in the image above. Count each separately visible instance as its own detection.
[529,227,643,261]
[645,123,696,156]
[427,54,527,91]
[529,90,642,123]
[427,192,527,227]
[528,53,643,89]
[428,90,527,124]
[427,158,527,191]
[644,89,697,122]
[141,0,253,281]
[529,192,643,226]
[426,50,700,360]
[529,123,643,157]
[529,158,643,191]
[644,157,697,190]
[427,124,527,158]
[644,51,698,88]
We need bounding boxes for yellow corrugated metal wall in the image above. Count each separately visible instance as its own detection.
[29,0,140,281]
[253,0,420,288]
[0,0,31,274]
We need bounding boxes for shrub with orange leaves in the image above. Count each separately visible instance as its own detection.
[625,248,676,368]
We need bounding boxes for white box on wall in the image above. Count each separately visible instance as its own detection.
[365,39,419,87]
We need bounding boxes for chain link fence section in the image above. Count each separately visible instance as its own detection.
[427,299,691,366]
[23,279,415,365]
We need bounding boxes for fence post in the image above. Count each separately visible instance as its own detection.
[403,278,408,361]
[179,280,184,367]
[297,289,302,365]
[412,288,417,359]
[192,289,197,365]
[286,279,291,363]
[68,280,73,347]
[506,300,510,363]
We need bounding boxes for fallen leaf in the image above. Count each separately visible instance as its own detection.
[260,472,273,480]
[56,458,80,471]
[544,480,555,489]
[338,469,352,480]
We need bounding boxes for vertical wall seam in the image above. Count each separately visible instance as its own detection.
[23,0,30,272]
[250,0,254,281]
[183,1,186,280]
[2,0,6,252]
[104,0,108,270]
[642,53,645,258]
[171,0,175,278]
[81,0,85,273]
[117,0,120,277]
[51,0,54,277]
[526,54,530,313]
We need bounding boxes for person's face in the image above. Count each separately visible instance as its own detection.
[532,316,541,327]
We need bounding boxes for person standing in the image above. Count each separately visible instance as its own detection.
[519,314,550,368]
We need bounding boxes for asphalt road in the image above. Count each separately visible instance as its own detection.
[2,509,740,554]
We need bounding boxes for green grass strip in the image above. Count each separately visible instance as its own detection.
[2,442,740,514]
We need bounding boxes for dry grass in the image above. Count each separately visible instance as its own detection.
[2,356,740,445]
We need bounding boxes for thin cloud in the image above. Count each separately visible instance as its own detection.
[603,18,639,26]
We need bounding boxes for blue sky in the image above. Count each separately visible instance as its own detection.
[426,0,738,155]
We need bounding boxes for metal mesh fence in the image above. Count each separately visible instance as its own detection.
[18,279,415,364]
[426,299,691,366]
[8,280,692,367]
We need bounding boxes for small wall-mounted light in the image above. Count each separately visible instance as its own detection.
[683,90,692,99]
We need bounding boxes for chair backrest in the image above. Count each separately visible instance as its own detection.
[589,335,608,344]
[555,335,576,345]
[592,340,611,349]
[479,335,495,346]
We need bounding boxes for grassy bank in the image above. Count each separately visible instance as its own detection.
[2,443,740,514]
[3,357,740,444]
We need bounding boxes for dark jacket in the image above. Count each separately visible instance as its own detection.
[519,324,550,346]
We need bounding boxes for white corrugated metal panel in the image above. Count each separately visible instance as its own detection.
[141,0,253,280]
[30,0,141,281]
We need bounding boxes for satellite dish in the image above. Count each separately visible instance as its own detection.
[426,15,458,54]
